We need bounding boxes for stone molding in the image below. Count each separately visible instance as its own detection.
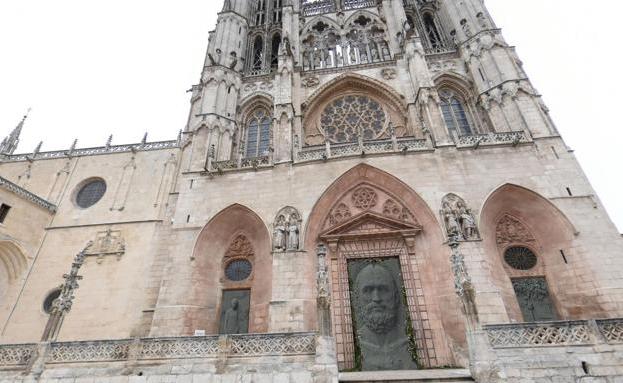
[0,176,57,212]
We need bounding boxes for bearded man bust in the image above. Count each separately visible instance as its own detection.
[353,263,418,371]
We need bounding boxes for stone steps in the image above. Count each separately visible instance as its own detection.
[339,369,474,383]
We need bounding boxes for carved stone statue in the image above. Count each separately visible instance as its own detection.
[222,298,240,334]
[352,263,418,371]
[287,216,299,250]
[458,203,477,240]
[273,215,286,251]
[443,201,461,240]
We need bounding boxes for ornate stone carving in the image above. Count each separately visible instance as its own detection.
[84,229,125,263]
[352,186,378,210]
[328,203,352,226]
[495,214,536,247]
[449,239,478,329]
[440,194,480,241]
[301,76,319,88]
[225,235,254,258]
[273,207,302,252]
[381,68,396,80]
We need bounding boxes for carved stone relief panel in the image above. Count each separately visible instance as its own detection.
[511,277,557,322]
[219,289,251,334]
[440,194,480,241]
[84,229,125,263]
[272,207,302,252]
[495,214,536,248]
[348,258,418,371]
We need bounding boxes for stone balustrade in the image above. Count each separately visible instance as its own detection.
[0,332,316,368]
[296,137,431,164]
[484,318,623,348]
[456,131,530,149]
[210,155,272,173]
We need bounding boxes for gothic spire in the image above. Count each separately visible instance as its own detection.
[0,109,30,155]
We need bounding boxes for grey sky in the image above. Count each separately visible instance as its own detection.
[0,1,621,232]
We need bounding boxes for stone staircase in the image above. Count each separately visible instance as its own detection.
[339,369,474,383]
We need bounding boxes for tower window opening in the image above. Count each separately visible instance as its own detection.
[271,34,281,68]
[252,36,264,70]
[439,89,473,137]
[423,13,442,49]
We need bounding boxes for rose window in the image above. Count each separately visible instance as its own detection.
[352,187,378,209]
[320,95,387,143]
[504,246,538,270]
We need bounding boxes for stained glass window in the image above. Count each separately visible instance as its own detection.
[320,95,387,143]
[225,259,253,281]
[245,109,271,158]
[440,89,473,137]
[76,179,106,209]
[504,246,538,270]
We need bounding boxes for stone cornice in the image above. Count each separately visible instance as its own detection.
[0,176,57,213]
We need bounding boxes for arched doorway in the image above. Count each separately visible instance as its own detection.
[306,164,461,370]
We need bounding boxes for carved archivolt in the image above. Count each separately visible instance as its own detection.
[495,214,536,248]
[324,184,418,230]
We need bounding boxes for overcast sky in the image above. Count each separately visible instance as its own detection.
[0,1,621,232]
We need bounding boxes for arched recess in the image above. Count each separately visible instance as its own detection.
[0,241,28,301]
[191,204,272,334]
[305,164,464,370]
[302,73,412,146]
[479,183,601,322]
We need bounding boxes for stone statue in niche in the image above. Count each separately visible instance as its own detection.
[273,215,287,251]
[287,214,300,250]
[349,259,418,371]
[273,207,302,252]
[219,290,250,335]
[441,194,480,241]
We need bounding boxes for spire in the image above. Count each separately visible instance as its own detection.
[0,109,30,155]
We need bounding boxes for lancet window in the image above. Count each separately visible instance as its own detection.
[301,14,391,71]
[244,109,272,158]
[251,36,264,71]
[439,89,474,138]
[270,33,281,68]
[246,0,283,75]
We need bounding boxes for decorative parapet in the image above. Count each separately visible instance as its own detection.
[597,319,623,344]
[0,176,57,212]
[0,344,37,367]
[229,333,315,356]
[210,155,272,174]
[455,131,530,149]
[0,332,316,368]
[48,339,132,364]
[484,320,600,348]
[301,0,335,16]
[296,137,431,164]
[0,140,179,163]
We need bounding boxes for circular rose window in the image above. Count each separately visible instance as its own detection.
[504,246,538,270]
[225,259,253,281]
[75,179,107,209]
[321,95,387,143]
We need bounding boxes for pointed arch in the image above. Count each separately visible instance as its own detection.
[305,164,464,368]
[344,9,385,26]
[0,241,27,283]
[432,72,474,102]
[301,15,341,35]
[478,183,603,322]
[190,204,272,334]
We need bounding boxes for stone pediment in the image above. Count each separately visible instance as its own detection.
[320,211,422,240]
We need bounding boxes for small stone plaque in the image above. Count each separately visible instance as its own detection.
[219,289,250,335]
[348,258,418,371]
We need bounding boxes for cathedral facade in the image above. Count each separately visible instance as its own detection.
[0,0,622,381]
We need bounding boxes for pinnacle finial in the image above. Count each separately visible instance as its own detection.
[0,109,31,155]
[33,141,43,157]
[106,135,113,150]
[141,132,148,146]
